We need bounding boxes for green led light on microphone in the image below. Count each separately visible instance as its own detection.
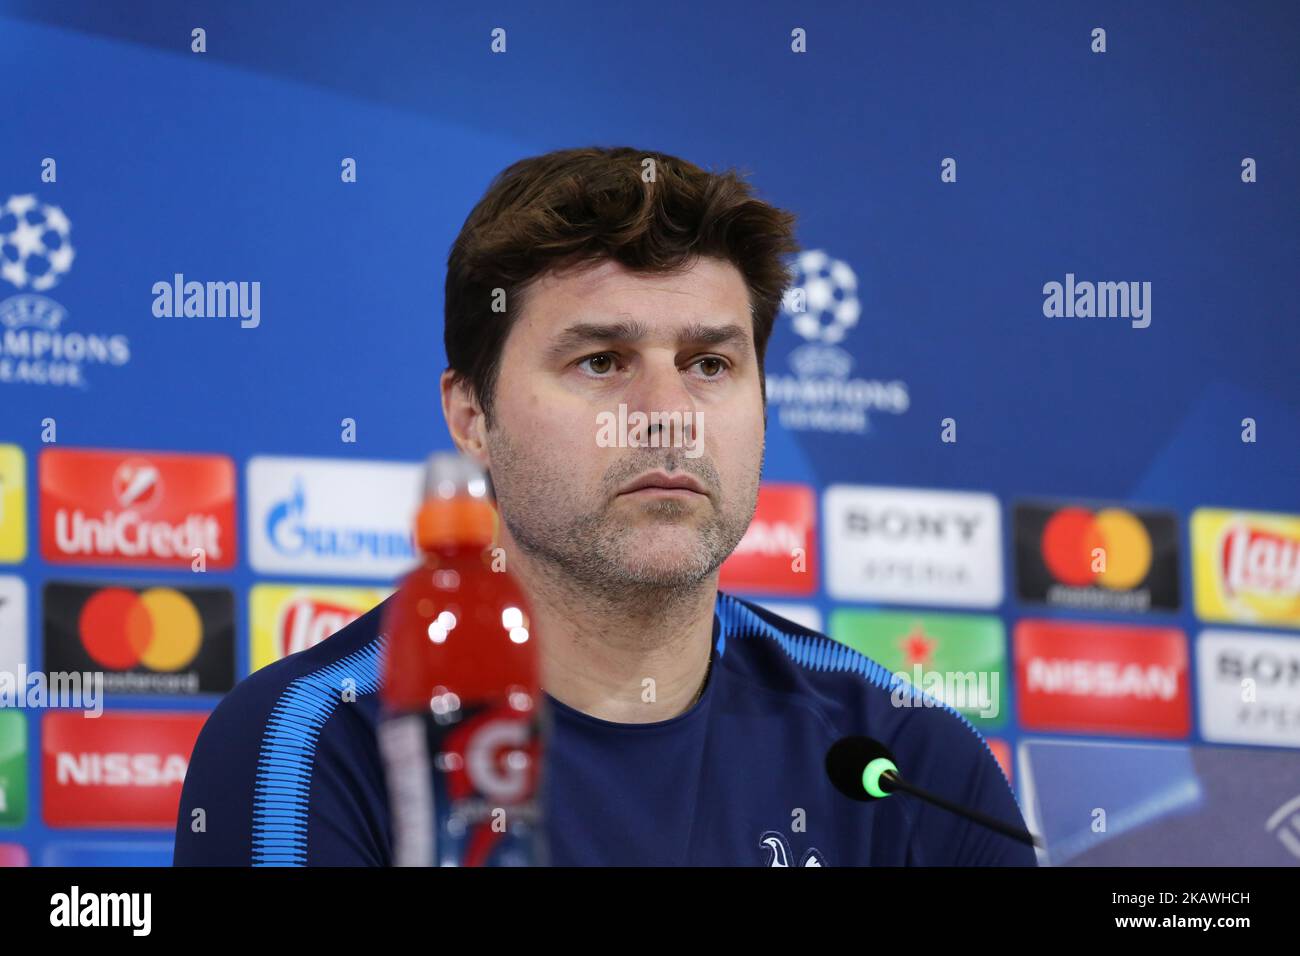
[862,757,899,798]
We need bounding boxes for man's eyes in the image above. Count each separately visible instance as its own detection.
[578,352,618,375]
[575,353,731,379]
[694,356,728,378]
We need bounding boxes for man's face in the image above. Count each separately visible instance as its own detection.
[482,256,765,593]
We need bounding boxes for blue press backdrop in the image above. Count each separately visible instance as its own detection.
[0,0,1297,865]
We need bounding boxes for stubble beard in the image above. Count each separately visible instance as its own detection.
[486,426,761,601]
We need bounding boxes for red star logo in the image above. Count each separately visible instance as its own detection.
[899,622,936,666]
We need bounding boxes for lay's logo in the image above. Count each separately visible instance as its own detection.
[1193,509,1300,629]
[249,584,390,670]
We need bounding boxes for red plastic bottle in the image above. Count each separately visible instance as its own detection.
[378,452,547,866]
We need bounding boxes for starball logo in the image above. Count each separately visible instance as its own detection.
[0,576,26,676]
[39,449,236,569]
[0,194,73,291]
[0,195,132,389]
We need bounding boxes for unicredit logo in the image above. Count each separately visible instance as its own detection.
[53,509,221,561]
[40,449,235,569]
[111,459,161,510]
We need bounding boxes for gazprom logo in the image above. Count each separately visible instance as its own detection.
[247,457,423,579]
[265,478,414,562]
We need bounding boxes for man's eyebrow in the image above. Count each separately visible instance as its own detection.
[545,319,752,357]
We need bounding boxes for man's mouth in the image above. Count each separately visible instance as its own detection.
[616,470,709,498]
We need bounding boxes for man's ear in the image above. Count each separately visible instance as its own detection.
[440,369,490,468]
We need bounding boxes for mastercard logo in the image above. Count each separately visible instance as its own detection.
[77,587,202,671]
[1040,507,1152,590]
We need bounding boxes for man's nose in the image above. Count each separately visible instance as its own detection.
[624,357,699,450]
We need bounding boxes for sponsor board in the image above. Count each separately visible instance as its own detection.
[830,608,1007,726]
[719,483,817,596]
[249,583,390,670]
[1192,509,1300,629]
[0,576,26,675]
[43,581,235,696]
[1014,502,1180,613]
[1197,629,1300,748]
[0,445,26,562]
[247,456,421,579]
[824,486,1003,608]
[41,710,205,828]
[40,448,236,569]
[1014,619,1190,738]
[0,710,27,826]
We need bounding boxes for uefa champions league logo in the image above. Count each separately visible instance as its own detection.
[0,193,132,388]
[786,249,861,346]
[766,249,909,433]
[0,194,75,292]
[784,249,862,382]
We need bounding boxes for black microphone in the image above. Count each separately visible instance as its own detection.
[825,736,1042,849]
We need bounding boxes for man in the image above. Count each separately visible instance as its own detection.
[174,146,1036,866]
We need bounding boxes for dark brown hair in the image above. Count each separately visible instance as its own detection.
[444,146,800,426]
